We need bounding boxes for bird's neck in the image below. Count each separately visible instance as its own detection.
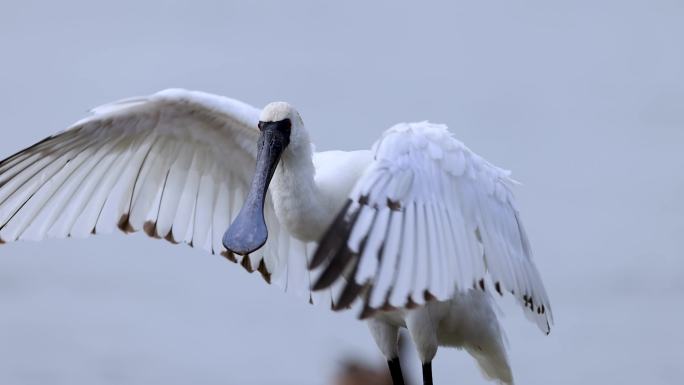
[270,143,329,242]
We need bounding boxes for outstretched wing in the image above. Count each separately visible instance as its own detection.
[0,89,318,300]
[311,122,552,333]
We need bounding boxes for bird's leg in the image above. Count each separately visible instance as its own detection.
[387,357,405,385]
[405,307,438,385]
[422,361,433,385]
[367,319,404,385]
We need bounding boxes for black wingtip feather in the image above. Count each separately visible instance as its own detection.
[333,280,365,311]
[257,259,271,284]
[240,255,254,273]
[310,200,355,270]
[221,250,238,263]
[312,248,355,291]
[495,281,503,296]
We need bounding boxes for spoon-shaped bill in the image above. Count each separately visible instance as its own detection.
[223,122,289,255]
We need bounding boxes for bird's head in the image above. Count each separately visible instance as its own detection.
[258,101,309,151]
[222,102,305,256]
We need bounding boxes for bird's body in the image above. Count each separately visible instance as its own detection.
[275,139,514,384]
[273,124,515,384]
[0,89,551,385]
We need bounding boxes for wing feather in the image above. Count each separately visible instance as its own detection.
[70,138,134,238]
[3,138,102,239]
[128,137,173,231]
[0,135,92,222]
[212,180,232,255]
[388,201,415,308]
[412,204,429,305]
[170,146,202,243]
[0,138,100,240]
[96,132,156,234]
[193,162,217,252]
[311,122,553,332]
[155,140,193,238]
[369,210,401,308]
[0,89,326,308]
[62,138,131,238]
[356,206,390,284]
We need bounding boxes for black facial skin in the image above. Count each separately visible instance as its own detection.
[223,119,292,256]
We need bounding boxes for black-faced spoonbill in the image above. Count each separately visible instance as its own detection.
[0,89,552,385]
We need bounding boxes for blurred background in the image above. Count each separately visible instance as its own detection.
[0,1,683,384]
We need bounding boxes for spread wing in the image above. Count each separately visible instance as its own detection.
[0,89,318,300]
[311,122,553,333]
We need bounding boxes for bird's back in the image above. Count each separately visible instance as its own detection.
[312,149,373,212]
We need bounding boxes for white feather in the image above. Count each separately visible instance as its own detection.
[0,89,327,308]
[322,121,552,332]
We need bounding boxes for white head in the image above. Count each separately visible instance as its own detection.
[223,101,309,256]
[258,102,309,153]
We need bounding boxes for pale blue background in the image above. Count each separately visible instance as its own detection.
[0,1,682,384]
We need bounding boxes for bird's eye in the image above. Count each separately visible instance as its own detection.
[280,119,292,137]
[257,121,264,131]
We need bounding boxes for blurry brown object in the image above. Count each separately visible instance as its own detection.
[332,360,393,385]
[333,332,414,385]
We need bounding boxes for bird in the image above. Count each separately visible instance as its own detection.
[0,88,552,385]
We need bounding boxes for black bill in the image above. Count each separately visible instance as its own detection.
[223,120,290,256]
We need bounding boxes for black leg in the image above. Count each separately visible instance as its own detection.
[422,361,433,385]
[387,357,405,385]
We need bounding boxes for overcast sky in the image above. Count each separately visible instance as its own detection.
[0,1,683,384]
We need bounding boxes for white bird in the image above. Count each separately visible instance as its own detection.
[0,89,552,385]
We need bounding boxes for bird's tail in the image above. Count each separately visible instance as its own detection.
[465,344,514,385]
[454,290,515,384]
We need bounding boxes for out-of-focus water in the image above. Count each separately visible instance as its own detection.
[0,1,682,384]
